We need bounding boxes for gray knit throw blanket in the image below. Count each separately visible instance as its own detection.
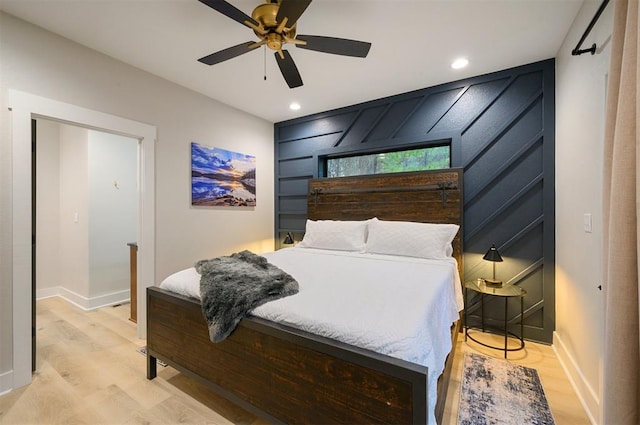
[195,250,299,343]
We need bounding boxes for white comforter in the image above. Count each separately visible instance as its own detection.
[160,247,463,424]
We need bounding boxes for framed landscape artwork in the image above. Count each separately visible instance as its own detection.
[191,142,256,206]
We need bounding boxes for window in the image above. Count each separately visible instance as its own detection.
[326,145,450,178]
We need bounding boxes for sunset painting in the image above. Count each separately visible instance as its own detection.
[191,142,256,206]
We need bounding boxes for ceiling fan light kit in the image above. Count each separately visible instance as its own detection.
[197,0,372,88]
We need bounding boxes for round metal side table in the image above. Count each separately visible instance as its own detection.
[463,278,526,358]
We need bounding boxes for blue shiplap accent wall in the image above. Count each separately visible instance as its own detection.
[274,59,555,343]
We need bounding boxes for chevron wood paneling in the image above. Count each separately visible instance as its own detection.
[274,59,555,343]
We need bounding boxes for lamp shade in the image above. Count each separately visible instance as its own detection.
[283,232,294,245]
[483,244,503,262]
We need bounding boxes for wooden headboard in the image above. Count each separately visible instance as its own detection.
[307,168,463,268]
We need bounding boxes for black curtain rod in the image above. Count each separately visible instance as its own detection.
[572,0,610,56]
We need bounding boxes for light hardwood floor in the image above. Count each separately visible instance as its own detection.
[0,297,590,424]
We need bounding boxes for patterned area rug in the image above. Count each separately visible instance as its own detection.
[458,353,555,425]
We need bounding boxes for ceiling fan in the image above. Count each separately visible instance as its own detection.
[197,0,372,88]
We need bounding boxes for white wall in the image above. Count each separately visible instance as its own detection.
[555,1,612,423]
[0,11,274,392]
[58,124,90,298]
[88,130,137,299]
[35,120,61,294]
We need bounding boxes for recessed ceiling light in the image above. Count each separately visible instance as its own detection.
[451,58,469,69]
[289,102,301,111]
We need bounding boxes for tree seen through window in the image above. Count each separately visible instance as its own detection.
[327,145,450,177]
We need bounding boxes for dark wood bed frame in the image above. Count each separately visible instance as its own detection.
[147,168,463,424]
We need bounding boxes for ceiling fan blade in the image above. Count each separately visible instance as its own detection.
[198,0,259,29]
[274,50,303,88]
[296,35,371,58]
[198,41,258,65]
[276,0,312,28]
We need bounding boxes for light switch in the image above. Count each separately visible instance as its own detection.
[583,213,592,233]
[73,212,79,223]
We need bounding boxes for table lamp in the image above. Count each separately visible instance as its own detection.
[483,244,503,287]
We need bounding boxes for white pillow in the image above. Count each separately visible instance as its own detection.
[297,219,369,252]
[364,218,459,259]
[159,267,201,299]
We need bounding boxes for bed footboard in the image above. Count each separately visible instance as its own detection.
[147,286,428,424]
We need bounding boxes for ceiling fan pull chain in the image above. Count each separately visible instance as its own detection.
[263,45,267,81]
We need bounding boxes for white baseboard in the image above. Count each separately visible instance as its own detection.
[0,370,13,395]
[36,286,130,310]
[35,287,60,300]
[553,331,600,425]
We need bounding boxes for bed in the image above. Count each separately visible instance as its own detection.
[146,168,463,424]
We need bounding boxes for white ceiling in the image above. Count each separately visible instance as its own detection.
[0,0,583,123]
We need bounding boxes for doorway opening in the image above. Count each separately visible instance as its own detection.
[32,119,140,371]
[9,90,156,390]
